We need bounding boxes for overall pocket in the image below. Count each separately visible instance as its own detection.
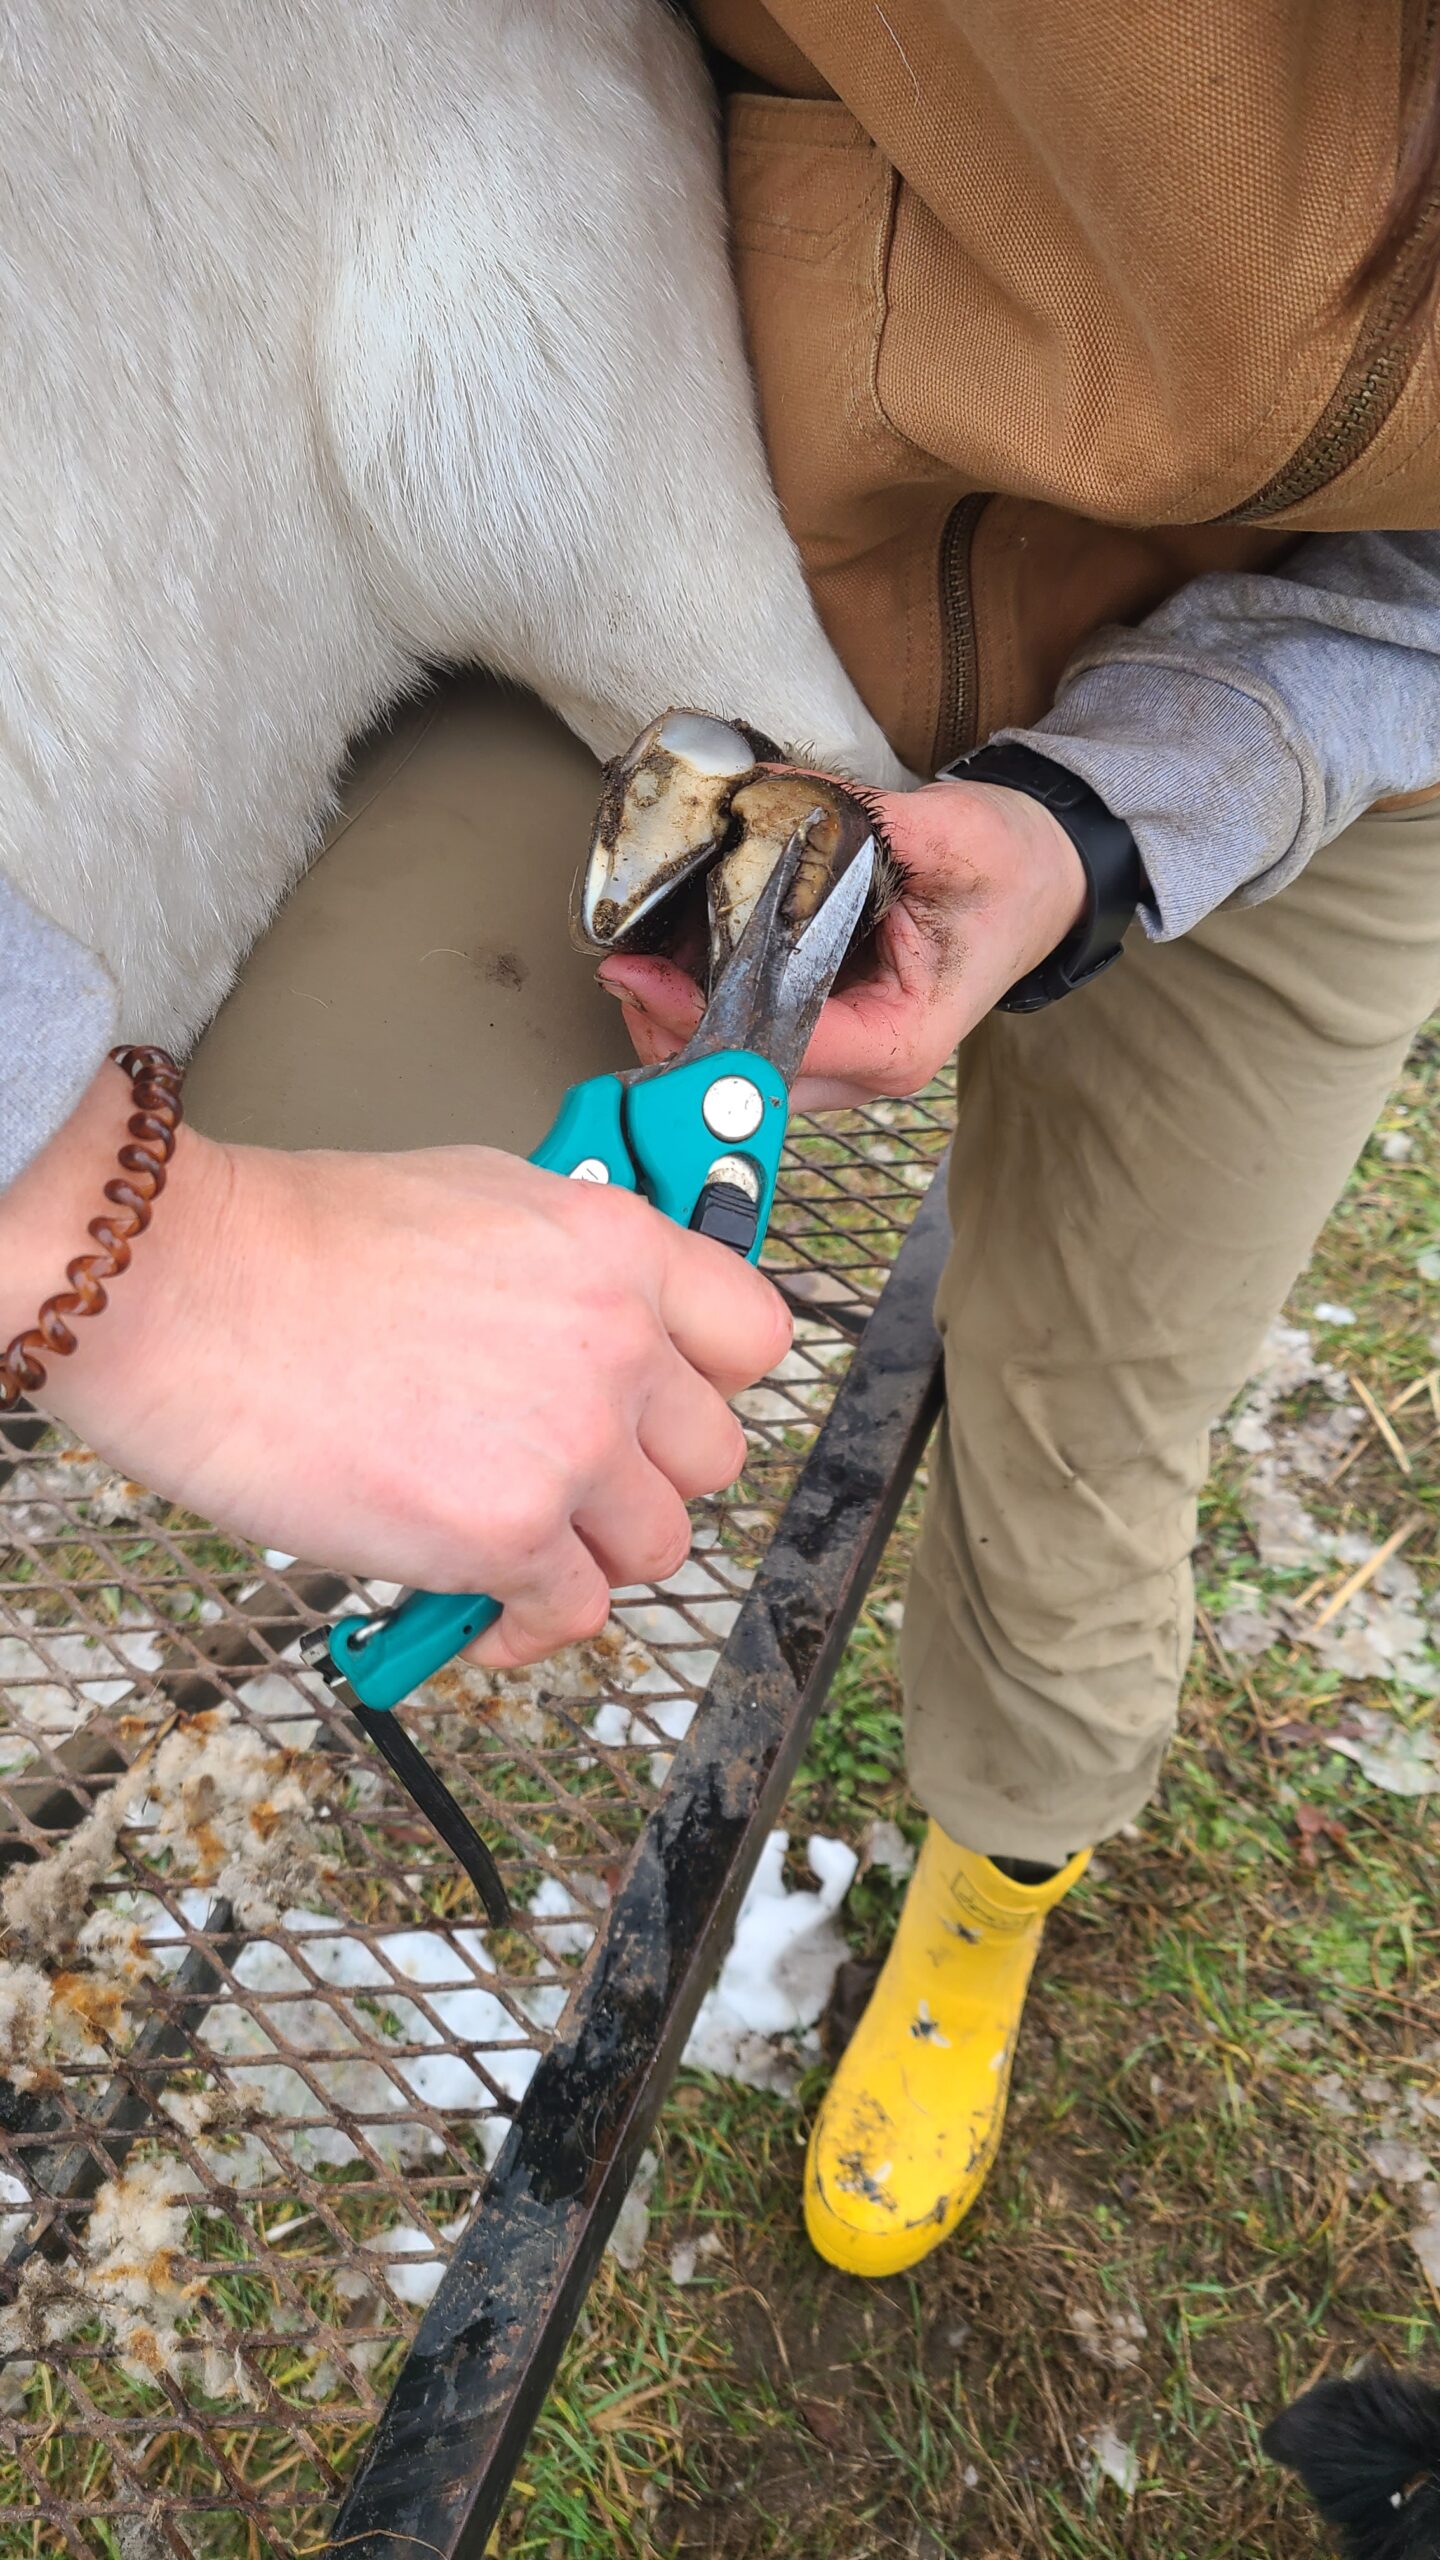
[725,93,965,768]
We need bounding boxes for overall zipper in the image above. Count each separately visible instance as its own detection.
[1215,251,1440,522]
[937,6,1440,737]
[1218,0,1440,522]
[933,492,988,770]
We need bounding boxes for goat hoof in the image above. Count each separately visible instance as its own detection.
[573,710,753,953]
[573,709,901,988]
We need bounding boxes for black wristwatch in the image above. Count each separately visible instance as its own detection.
[938,740,1146,1012]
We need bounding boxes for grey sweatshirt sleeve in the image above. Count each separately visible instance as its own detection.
[0,878,117,1191]
[998,531,1440,939]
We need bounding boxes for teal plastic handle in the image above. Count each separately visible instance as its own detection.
[329,1590,502,1713]
[527,1075,636,1187]
[328,1050,788,1709]
[622,1049,787,1259]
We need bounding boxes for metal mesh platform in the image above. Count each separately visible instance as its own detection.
[0,1083,952,2558]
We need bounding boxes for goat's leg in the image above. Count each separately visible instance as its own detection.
[319,0,909,787]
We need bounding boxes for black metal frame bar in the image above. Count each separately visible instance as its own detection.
[329,1163,950,2558]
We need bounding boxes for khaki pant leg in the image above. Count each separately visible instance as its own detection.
[186,675,625,1155]
[901,801,1440,1865]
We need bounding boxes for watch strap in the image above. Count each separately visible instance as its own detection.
[938,740,1145,1012]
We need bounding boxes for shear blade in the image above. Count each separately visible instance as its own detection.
[642,806,877,1092]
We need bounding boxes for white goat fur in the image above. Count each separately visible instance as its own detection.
[0,0,903,1045]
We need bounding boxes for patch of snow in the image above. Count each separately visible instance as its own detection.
[635,1697,698,1748]
[1313,1303,1355,1326]
[731,1385,801,1424]
[0,1619,166,1739]
[606,2148,659,2272]
[614,1604,706,1650]
[231,1666,326,1752]
[1215,1549,1437,1694]
[364,2212,467,2310]
[0,2172,29,2253]
[184,1892,564,2177]
[862,1817,916,1881]
[1303,1546,1439,1693]
[683,1831,857,2097]
[668,1650,722,1690]
[528,1870,608,1960]
[1285,1405,1368,1482]
[1380,1131,1413,1163]
[686,1600,742,1640]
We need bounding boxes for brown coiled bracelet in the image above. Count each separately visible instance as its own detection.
[0,1046,186,1413]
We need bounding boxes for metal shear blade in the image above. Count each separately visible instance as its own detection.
[631,807,877,1094]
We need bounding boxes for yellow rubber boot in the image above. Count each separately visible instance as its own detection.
[804,1826,1089,2276]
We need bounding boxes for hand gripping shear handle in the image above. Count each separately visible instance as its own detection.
[302,742,876,1918]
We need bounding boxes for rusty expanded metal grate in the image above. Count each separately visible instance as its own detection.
[0,1083,952,2558]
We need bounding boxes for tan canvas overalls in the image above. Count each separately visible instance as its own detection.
[190,1,1440,1857]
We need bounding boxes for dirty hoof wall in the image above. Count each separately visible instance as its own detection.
[574,709,900,985]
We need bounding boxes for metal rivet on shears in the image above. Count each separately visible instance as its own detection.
[568,1158,611,1183]
[702,1075,764,1141]
[707,1153,761,1199]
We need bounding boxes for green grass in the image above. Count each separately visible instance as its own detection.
[498,1026,1440,2559]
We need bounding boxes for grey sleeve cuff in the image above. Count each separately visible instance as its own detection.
[993,532,1440,940]
[997,653,1317,940]
[0,878,117,1190]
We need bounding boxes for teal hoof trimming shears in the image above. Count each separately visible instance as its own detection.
[302,725,877,1921]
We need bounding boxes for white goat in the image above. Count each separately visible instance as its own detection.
[0,0,902,1047]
